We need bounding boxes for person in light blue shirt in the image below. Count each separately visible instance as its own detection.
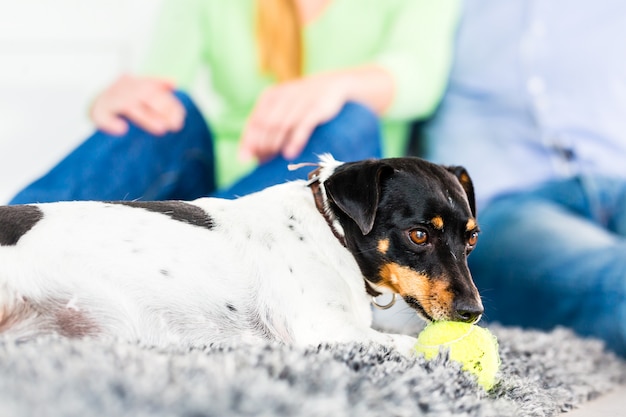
[424,0,626,357]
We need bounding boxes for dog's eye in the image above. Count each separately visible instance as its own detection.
[467,231,479,246]
[408,229,429,245]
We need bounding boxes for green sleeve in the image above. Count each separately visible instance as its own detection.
[375,0,461,120]
[140,0,206,90]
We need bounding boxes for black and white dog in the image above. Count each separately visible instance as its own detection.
[0,155,483,355]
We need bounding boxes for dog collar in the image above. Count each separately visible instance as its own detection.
[307,168,347,247]
[370,293,397,310]
[307,167,396,307]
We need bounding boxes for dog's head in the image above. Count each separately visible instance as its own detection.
[315,156,483,323]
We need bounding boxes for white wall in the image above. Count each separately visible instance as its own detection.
[0,0,162,203]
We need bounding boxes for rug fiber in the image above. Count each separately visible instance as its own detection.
[1,325,624,416]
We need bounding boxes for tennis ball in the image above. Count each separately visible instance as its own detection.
[414,321,500,390]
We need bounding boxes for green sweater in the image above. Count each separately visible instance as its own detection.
[142,0,460,187]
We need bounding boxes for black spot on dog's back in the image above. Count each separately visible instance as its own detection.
[0,205,43,246]
[111,201,214,230]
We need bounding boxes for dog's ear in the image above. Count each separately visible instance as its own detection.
[446,166,476,217]
[324,161,394,235]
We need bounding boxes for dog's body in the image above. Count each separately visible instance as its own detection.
[0,156,483,354]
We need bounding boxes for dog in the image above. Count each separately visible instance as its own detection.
[0,155,483,355]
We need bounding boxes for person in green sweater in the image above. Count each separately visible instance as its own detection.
[10,0,459,203]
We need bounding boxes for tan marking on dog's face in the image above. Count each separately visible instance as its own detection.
[378,262,454,320]
[430,216,444,230]
[377,238,390,254]
[466,218,477,231]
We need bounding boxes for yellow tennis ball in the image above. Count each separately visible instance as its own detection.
[414,321,500,390]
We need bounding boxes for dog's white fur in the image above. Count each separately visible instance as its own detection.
[0,156,416,353]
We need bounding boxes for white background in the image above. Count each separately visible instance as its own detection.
[0,0,162,203]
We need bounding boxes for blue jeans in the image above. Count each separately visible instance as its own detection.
[10,91,381,204]
[471,176,626,357]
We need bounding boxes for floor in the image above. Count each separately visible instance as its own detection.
[373,302,626,416]
[565,385,626,416]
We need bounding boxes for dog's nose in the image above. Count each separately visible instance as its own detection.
[453,301,484,323]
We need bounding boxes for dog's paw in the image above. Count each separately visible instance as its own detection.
[388,334,417,357]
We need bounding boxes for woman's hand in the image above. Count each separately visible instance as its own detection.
[239,66,394,163]
[239,73,350,162]
[90,74,186,136]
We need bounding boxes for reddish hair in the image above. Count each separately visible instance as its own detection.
[256,0,303,82]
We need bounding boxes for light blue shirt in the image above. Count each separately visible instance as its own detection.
[424,0,626,210]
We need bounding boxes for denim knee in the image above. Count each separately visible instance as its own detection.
[309,101,382,161]
[145,90,216,200]
[214,101,382,199]
[172,90,195,111]
[9,89,215,204]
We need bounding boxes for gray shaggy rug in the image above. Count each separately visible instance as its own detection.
[1,326,624,417]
